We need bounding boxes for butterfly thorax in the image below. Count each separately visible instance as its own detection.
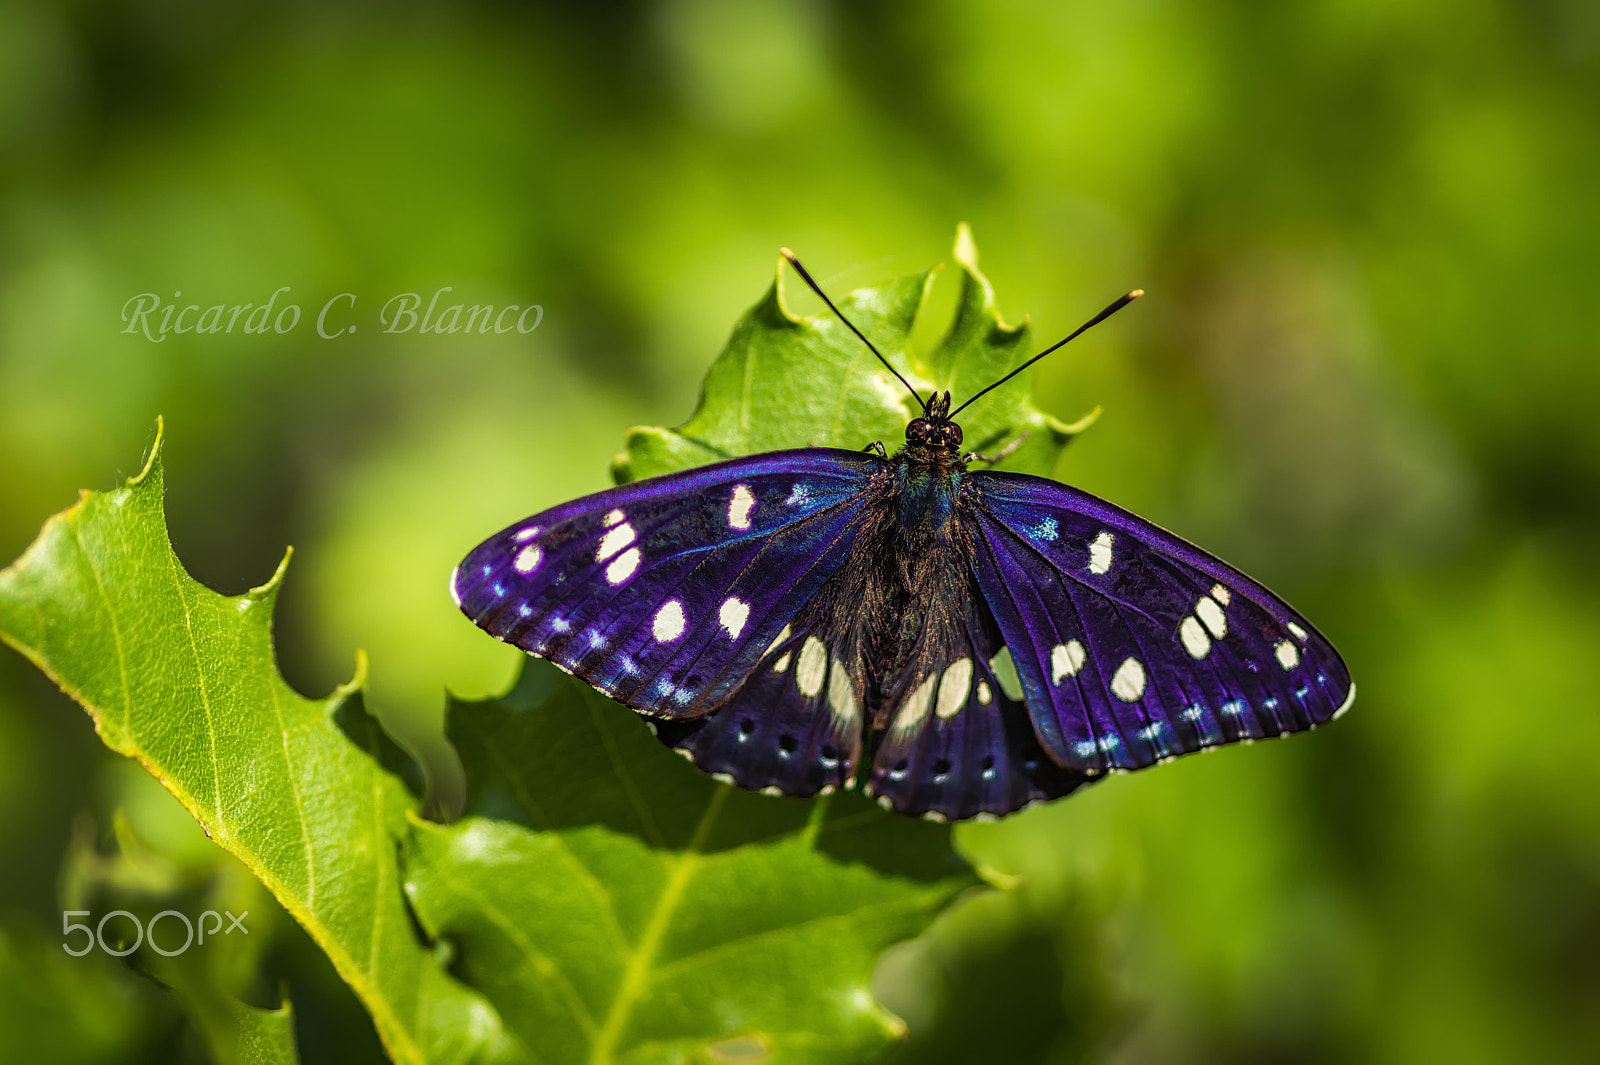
[894,390,967,533]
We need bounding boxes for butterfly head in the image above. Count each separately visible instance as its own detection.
[905,390,963,452]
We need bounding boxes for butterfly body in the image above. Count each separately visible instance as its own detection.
[453,388,1353,822]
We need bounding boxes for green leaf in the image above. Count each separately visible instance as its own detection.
[0,422,522,1065]
[225,1000,301,1065]
[0,420,977,1065]
[403,663,977,1065]
[0,228,1081,1063]
[57,766,306,1065]
[614,223,1098,484]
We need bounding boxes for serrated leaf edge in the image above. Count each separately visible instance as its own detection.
[0,419,501,1065]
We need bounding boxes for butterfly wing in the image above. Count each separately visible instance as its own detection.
[966,471,1354,775]
[652,599,869,799]
[453,449,880,722]
[864,557,1091,821]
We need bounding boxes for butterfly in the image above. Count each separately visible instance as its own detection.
[453,250,1354,822]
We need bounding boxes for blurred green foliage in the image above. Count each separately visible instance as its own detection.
[1,0,1596,1062]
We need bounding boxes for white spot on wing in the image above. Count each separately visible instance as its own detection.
[596,522,635,561]
[1088,531,1114,574]
[1110,657,1146,701]
[935,658,973,719]
[1196,595,1227,638]
[513,525,541,542]
[796,637,828,697]
[727,484,756,529]
[977,679,992,705]
[1287,621,1308,640]
[653,600,686,642]
[1179,616,1211,659]
[605,547,640,584]
[772,652,791,672]
[514,545,542,573]
[603,509,625,527]
[1333,683,1356,719]
[1210,584,1231,605]
[827,660,858,723]
[1051,641,1086,683]
[894,672,939,734]
[989,647,1024,701]
[1275,640,1300,670]
[719,597,750,639]
[766,624,791,655]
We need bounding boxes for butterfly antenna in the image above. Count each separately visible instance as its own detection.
[948,289,1143,420]
[780,248,926,411]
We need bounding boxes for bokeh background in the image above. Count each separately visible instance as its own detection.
[2,0,1597,1061]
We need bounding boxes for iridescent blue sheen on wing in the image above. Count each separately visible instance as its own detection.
[452,449,878,719]
[455,409,1354,822]
[965,471,1354,775]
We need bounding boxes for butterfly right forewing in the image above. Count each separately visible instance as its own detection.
[966,470,1354,775]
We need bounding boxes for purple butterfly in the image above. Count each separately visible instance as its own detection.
[453,251,1354,822]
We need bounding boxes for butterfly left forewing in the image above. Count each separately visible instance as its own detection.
[966,471,1354,775]
[453,449,879,719]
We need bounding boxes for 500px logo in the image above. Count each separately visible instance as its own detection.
[62,909,247,957]
[120,286,543,342]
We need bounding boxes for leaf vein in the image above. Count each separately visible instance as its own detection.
[166,544,225,829]
[68,523,135,742]
[587,785,727,1065]
[649,896,934,979]
[264,676,317,913]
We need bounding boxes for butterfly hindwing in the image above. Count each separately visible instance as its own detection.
[453,449,879,719]
[865,569,1091,821]
[967,471,1354,774]
[654,603,864,799]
